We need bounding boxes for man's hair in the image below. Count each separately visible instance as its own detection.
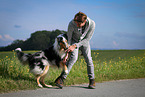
[74,12,87,23]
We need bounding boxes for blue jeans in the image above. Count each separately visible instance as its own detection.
[61,42,95,80]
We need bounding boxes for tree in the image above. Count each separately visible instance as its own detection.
[0,29,67,51]
[11,40,24,45]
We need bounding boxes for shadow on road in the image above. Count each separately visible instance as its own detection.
[70,85,91,89]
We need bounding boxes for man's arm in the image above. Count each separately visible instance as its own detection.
[75,20,95,47]
[67,21,74,45]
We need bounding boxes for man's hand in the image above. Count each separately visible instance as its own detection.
[66,44,77,52]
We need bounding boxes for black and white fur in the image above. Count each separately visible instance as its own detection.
[15,34,69,88]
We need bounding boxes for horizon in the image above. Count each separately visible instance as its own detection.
[0,45,144,50]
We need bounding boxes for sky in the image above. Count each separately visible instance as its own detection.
[0,0,145,49]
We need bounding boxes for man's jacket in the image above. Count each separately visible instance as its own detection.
[67,17,95,47]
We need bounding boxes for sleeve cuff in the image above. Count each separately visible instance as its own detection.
[73,43,79,49]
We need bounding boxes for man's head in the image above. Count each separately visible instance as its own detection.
[74,12,87,28]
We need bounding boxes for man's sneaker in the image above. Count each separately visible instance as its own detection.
[54,76,64,89]
[88,79,96,89]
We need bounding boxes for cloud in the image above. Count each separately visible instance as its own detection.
[113,41,119,47]
[0,35,2,39]
[4,34,14,40]
[14,25,21,28]
[0,34,14,41]
[0,35,5,41]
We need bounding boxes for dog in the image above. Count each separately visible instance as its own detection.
[15,34,69,88]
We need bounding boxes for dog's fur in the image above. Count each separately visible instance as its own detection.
[15,34,69,88]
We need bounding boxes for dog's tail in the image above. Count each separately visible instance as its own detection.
[15,48,31,65]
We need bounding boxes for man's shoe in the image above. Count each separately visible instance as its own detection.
[88,79,96,89]
[54,76,64,89]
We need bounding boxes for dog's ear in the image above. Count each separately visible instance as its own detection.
[63,34,68,40]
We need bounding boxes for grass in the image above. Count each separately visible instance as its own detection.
[0,50,145,93]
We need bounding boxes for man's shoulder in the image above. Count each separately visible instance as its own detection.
[87,17,95,27]
[87,17,95,23]
[68,19,76,27]
[69,19,75,24]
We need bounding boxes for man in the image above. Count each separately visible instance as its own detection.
[55,12,96,89]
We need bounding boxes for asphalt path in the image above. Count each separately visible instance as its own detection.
[1,78,145,97]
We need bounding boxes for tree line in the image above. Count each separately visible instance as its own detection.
[0,29,67,51]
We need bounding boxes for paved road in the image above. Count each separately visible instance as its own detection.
[1,78,145,97]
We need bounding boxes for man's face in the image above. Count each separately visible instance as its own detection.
[75,20,87,28]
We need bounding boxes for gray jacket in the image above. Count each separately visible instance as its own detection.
[67,17,95,47]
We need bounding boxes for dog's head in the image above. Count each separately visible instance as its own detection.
[56,34,69,50]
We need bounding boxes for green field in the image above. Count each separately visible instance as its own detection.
[0,50,145,93]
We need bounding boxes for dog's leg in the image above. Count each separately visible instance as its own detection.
[36,65,49,88]
[62,52,69,74]
[41,74,52,88]
[40,65,52,88]
[60,62,68,74]
[64,64,68,74]
[36,76,43,88]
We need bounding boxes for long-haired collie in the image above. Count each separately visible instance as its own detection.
[15,34,69,88]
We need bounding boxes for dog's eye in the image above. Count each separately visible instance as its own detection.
[57,37,63,41]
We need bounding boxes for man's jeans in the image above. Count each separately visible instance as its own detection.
[61,42,95,80]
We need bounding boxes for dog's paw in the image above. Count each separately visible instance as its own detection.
[45,84,53,88]
[38,84,43,88]
[65,70,68,74]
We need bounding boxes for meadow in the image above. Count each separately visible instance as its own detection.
[0,50,145,93]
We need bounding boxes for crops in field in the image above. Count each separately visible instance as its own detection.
[0,50,145,93]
